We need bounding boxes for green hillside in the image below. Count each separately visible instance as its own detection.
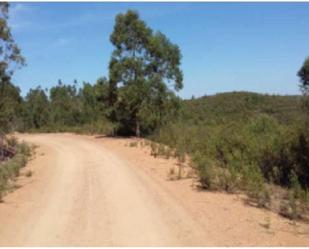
[181,91,304,126]
[153,91,308,214]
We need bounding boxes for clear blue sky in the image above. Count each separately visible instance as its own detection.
[9,2,309,99]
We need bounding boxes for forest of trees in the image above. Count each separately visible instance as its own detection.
[1,9,183,138]
[0,4,309,218]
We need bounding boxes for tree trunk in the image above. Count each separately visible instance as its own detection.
[135,119,140,137]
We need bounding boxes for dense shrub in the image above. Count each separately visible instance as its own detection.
[0,142,31,201]
[151,92,309,211]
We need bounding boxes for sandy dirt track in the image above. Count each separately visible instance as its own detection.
[0,133,308,246]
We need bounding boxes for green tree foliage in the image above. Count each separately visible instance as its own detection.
[1,6,307,213]
[49,80,83,127]
[292,57,309,189]
[91,77,112,119]
[298,57,309,95]
[24,87,49,129]
[108,10,183,136]
[0,3,25,134]
[153,92,309,193]
[0,3,25,76]
[80,82,99,124]
[298,57,309,122]
[21,77,115,135]
[0,79,23,133]
[78,78,114,128]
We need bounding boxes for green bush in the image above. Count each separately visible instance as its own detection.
[192,152,216,189]
[0,142,31,201]
[151,98,308,213]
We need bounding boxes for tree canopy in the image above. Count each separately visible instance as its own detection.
[0,3,25,134]
[108,10,183,136]
[298,57,309,94]
[298,57,309,117]
[24,87,50,129]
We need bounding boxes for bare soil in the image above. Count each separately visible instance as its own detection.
[0,133,308,246]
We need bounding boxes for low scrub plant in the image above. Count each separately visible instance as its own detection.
[148,94,309,219]
[164,148,172,159]
[150,142,158,157]
[175,149,186,179]
[25,170,32,177]
[129,141,138,147]
[0,142,31,202]
[168,167,177,180]
[157,144,166,157]
[6,136,18,148]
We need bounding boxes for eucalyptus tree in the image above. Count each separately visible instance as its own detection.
[0,3,25,134]
[298,57,309,116]
[298,57,309,92]
[294,57,309,188]
[108,10,183,136]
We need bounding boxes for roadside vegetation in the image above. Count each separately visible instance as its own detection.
[0,3,32,200]
[151,91,309,219]
[0,137,32,201]
[0,3,308,220]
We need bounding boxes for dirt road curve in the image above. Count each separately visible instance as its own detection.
[0,133,308,246]
[0,133,208,246]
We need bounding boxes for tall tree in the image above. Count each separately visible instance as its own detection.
[80,82,97,124]
[24,87,50,129]
[298,57,309,92]
[0,3,25,76]
[0,78,23,133]
[93,77,112,117]
[0,3,25,134]
[49,80,82,127]
[294,57,309,188]
[79,79,111,124]
[298,57,309,115]
[109,10,183,136]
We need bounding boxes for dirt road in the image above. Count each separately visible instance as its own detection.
[0,133,308,246]
[0,133,209,246]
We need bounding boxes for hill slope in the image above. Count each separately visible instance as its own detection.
[181,91,304,125]
[153,91,308,211]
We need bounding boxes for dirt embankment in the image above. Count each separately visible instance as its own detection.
[0,133,308,246]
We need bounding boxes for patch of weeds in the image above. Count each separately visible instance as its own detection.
[257,189,271,209]
[6,136,18,147]
[129,141,138,147]
[0,142,31,202]
[278,172,307,221]
[264,215,271,229]
[279,194,299,221]
[175,149,186,180]
[157,144,166,157]
[192,152,216,190]
[168,167,177,180]
[164,148,171,159]
[25,170,32,177]
[217,167,240,193]
[150,142,158,157]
